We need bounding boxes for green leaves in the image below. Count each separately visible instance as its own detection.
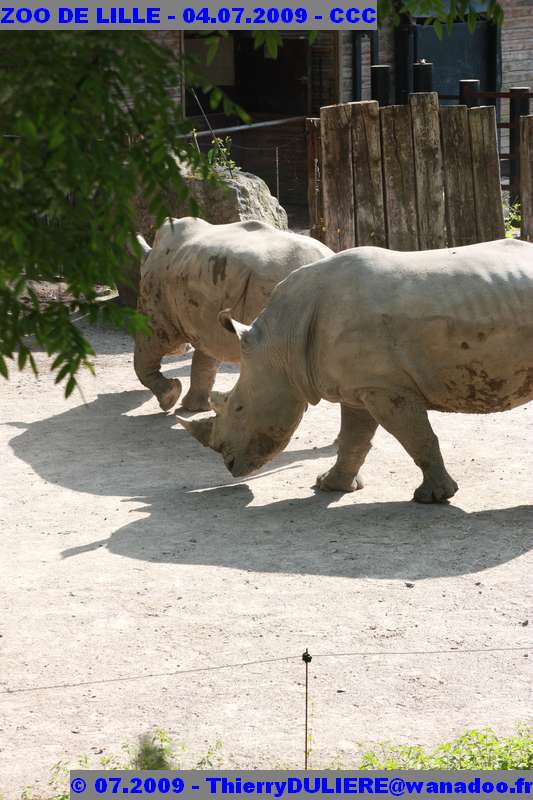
[251,32,284,59]
[0,32,233,396]
[359,728,533,770]
[377,0,504,31]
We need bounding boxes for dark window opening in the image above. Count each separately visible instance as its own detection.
[184,32,310,121]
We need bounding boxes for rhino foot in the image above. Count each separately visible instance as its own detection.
[413,475,458,504]
[181,390,211,412]
[158,379,182,412]
[315,468,364,493]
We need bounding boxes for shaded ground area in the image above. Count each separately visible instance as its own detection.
[0,321,532,797]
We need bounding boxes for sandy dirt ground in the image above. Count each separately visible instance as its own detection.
[1,319,532,797]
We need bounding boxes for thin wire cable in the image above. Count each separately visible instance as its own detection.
[1,646,529,697]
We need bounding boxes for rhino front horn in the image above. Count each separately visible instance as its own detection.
[136,234,152,262]
[176,415,214,448]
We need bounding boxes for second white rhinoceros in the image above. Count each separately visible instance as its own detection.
[134,217,332,411]
[179,238,533,503]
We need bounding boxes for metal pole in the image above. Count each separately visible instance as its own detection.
[302,649,312,769]
[275,146,280,201]
[459,79,480,108]
[413,60,433,93]
[371,65,392,107]
[510,87,531,206]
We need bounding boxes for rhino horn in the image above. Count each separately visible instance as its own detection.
[209,390,228,413]
[136,234,152,262]
[218,309,252,339]
[176,415,214,448]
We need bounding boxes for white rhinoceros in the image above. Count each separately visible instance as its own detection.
[134,217,332,411]
[179,238,533,503]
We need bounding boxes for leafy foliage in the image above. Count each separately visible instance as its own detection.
[0,32,235,394]
[377,0,504,33]
[359,728,533,770]
[20,729,223,800]
[206,136,238,173]
[18,727,532,799]
[504,202,522,238]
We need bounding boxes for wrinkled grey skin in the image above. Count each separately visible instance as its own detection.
[134,217,332,411]
[180,238,533,503]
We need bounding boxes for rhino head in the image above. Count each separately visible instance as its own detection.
[177,310,306,477]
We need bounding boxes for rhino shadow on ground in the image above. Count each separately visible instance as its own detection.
[62,488,533,581]
[8,389,533,580]
[7,389,330,497]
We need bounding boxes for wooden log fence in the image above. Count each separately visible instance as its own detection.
[380,104,418,250]
[521,115,533,242]
[309,92,506,252]
[320,104,355,252]
[469,106,506,242]
[439,106,477,247]
[368,65,533,203]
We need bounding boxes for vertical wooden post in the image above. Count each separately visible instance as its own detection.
[413,61,433,93]
[409,92,447,249]
[509,87,530,206]
[371,65,392,107]
[306,118,325,243]
[469,106,506,241]
[459,79,480,108]
[440,106,478,246]
[380,104,419,250]
[350,101,386,247]
[320,103,356,252]
[520,115,533,242]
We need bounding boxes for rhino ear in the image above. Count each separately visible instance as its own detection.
[176,415,214,448]
[210,390,228,414]
[218,309,252,339]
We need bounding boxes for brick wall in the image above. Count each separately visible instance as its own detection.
[501,0,533,90]
[339,32,353,102]
[147,31,185,106]
[500,0,533,152]
[310,32,340,113]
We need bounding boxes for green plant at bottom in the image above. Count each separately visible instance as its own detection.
[358,727,533,769]
[17,726,533,800]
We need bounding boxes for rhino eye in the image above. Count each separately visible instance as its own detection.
[235,405,243,412]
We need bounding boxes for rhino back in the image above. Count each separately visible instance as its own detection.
[139,217,332,360]
[260,239,533,413]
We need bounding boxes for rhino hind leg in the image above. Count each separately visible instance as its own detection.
[361,389,458,504]
[315,405,378,492]
[181,349,221,412]
[134,331,184,412]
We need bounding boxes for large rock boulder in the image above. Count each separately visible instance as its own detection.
[117,167,288,307]
[177,167,288,230]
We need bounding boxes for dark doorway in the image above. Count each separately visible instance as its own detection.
[184,32,310,119]
[230,33,310,115]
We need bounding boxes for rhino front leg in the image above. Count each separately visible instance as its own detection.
[316,405,378,492]
[181,349,221,412]
[134,331,184,412]
[361,390,458,503]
